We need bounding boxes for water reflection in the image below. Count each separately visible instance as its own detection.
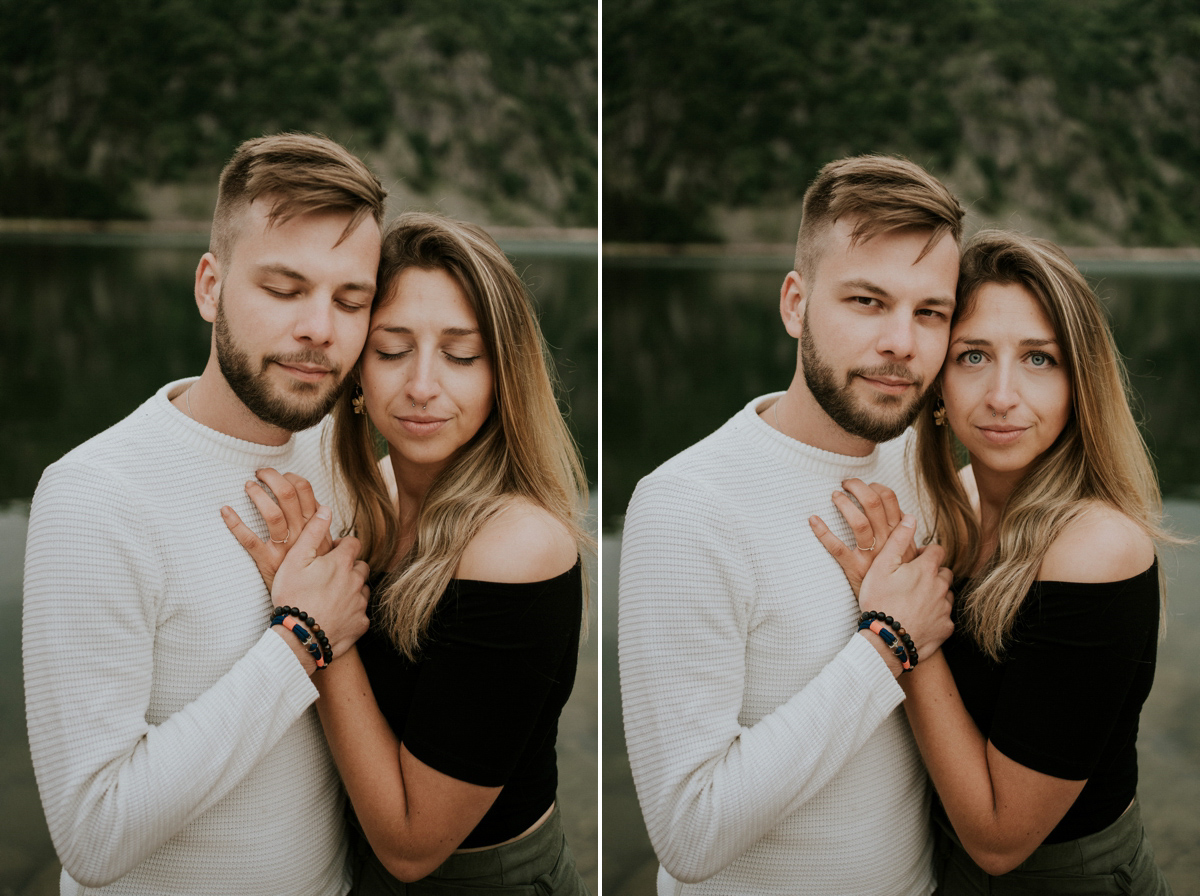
[0,238,596,500]
[603,257,1200,530]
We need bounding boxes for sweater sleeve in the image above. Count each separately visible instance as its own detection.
[617,471,905,883]
[22,460,320,887]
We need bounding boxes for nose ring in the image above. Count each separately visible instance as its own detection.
[410,400,427,410]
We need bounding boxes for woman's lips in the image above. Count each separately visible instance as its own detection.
[397,416,448,435]
[978,425,1027,445]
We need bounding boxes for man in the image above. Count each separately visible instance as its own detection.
[619,155,964,895]
[23,133,386,895]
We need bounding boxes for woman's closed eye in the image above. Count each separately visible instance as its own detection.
[375,348,411,360]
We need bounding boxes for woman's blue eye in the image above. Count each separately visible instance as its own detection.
[1030,352,1055,367]
[964,350,985,364]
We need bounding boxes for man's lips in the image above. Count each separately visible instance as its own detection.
[274,361,332,382]
[859,375,915,395]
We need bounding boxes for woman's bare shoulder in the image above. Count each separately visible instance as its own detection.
[1038,502,1155,583]
[456,497,577,583]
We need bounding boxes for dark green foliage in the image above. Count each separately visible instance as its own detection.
[604,0,1200,245]
[0,0,596,225]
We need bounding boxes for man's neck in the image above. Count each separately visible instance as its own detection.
[762,375,877,457]
[170,360,294,446]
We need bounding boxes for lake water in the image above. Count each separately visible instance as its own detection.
[603,255,1200,528]
[601,254,1200,895]
[0,234,597,895]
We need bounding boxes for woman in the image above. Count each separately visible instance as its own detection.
[814,230,1174,894]
[229,212,592,893]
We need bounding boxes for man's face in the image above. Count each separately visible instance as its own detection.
[203,199,381,431]
[788,218,959,442]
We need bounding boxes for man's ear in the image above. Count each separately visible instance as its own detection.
[195,253,221,323]
[780,270,806,338]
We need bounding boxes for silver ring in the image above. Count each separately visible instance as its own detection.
[855,536,877,551]
[270,528,291,545]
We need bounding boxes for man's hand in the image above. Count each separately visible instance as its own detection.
[856,516,954,664]
[268,506,370,673]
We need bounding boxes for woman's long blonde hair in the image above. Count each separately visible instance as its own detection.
[332,211,592,659]
[915,230,1171,660]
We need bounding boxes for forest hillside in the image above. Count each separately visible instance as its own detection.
[1,0,596,227]
[604,0,1200,246]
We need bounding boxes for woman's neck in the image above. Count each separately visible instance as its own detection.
[387,456,435,565]
[969,460,1024,573]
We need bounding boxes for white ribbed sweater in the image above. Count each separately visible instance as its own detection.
[619,394,935,896]
[23,380,350,896]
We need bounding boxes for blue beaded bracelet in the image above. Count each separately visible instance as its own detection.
[858,617,912,671]
[272,614,325,667]
[274,606,333,665]
[858,610,919,666]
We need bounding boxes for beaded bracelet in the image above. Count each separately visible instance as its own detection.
[274,606,333,666]
[857,614,915,672]
[858,610,919,667]
[272,614,325,668]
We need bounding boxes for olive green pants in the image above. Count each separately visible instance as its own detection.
[347,805,589,895]
[933,798,1172,895]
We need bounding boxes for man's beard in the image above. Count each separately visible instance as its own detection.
[214,297,347,432]
[800,317,929,443]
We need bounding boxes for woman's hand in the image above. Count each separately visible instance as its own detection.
[220,468,333,591]
[808,479,915,597]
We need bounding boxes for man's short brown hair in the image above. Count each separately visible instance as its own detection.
[794,154,964,284]
[210,132,387,263]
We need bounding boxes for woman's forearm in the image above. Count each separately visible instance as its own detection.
[314,648,501,881]
[315,648,411,829]
[901,653,999,832]
[901,652,1081,875]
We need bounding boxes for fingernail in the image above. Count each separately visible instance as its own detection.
[901,514,916,528]
[316,506,331,520]
[246,480,256,490]
[220,506,230,517]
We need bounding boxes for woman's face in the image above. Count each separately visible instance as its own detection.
[360,267,495,481]
[942,281,1071,482]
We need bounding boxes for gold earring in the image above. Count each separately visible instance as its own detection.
[933,398,948,427]
[352,385,366,415]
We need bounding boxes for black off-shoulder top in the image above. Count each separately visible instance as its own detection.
[943,561,1159,843]
[357,560,583,848]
